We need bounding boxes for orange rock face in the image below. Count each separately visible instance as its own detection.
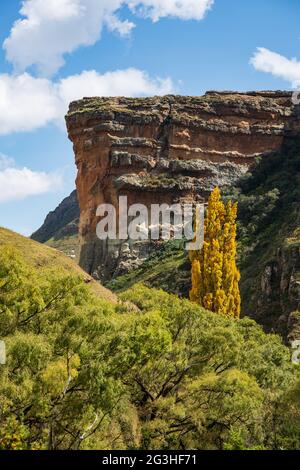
[66,91,299,280]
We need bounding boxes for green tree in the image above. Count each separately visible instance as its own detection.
[119,284,299,450]
[0,245,299,450]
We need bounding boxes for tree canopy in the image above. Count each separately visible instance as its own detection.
[0,245,299,450]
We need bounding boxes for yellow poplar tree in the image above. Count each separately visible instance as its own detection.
[189,187,241,318]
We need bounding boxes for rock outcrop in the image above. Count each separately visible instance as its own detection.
[248,227,300,339]
[65,91,299,281]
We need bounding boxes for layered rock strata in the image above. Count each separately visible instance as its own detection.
[65,91,298,280]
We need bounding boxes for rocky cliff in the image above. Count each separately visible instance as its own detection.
[65,91,299,282]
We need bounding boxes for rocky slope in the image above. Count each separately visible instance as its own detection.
[31,190,80,260]
[65,91,299,281]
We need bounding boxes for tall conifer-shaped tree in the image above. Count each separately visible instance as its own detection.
[190,187,240,317]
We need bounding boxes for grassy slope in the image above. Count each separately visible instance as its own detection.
[45,234,80,263]
[0,227,117,303]
[106,241,191,296]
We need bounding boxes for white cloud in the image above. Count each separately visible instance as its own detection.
[0,155,62,203]
[4,0,213,76]
[128,0,214,21]
[57,68,173,105]
[0,73,61,135]
[4,0,131,76]
[250,47,300,88]
[0,68,174,135]
[0,153,14,170]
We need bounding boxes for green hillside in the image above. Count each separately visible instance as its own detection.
[105,240,190,296]
[0,227,116,303]
[0,225,299,450]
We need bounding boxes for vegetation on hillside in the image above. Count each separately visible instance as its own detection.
[108,140,300,336]
[222,139,300,332]
[0,244,299,450]
[0,227,116,303]
[106,240,189,296]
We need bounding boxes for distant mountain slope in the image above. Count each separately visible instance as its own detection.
[31,190,80,261]
[0,227,116,303]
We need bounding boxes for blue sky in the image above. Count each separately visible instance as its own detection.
[0,0,299,235]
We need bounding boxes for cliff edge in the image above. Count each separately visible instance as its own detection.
[65,91,299,281]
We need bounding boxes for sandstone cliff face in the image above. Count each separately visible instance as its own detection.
[65,91,298,281]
